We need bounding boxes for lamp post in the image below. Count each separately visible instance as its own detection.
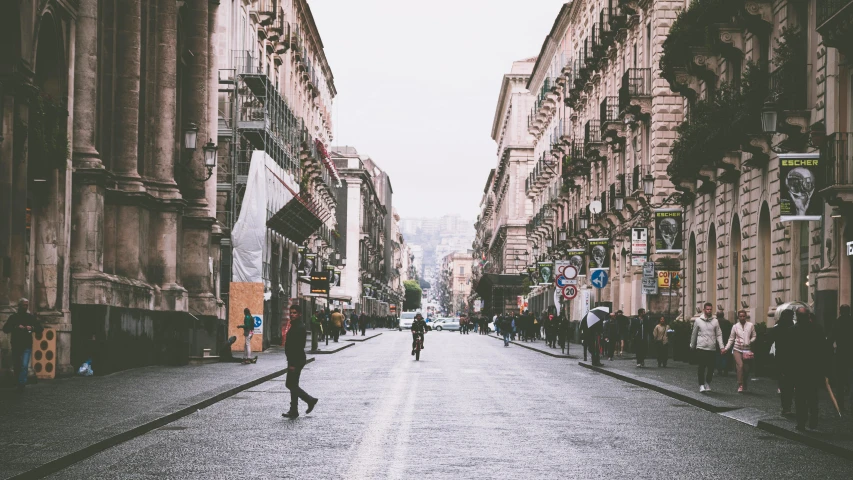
[182,123,217,181]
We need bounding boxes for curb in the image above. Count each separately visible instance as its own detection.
[345,333,383,342]
[756,420,853,461]
[489,334,576,358]
[6,358,315,480]
[577,362,738,413]
[309,343,355,354]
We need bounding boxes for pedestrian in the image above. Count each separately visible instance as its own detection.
[350,312,359,335]
[583,315,603,366]
[501,315,512,347]
[690,302,725,393]
[2,298,43,390]
[653,316,668,367]
[791,311,829,431]
[829,305,852,411]
[558,314,570,354]
[721,310,757,392]
[773,309,797,415]
[603,314,614,361]
[616,310,629,357]
[282,306,318,419]
[359,312,368,336]
[630,309,648,367]
[716,309,733,376]
[236,308,256,364]
[330,308,344,342]
[310,311,322,352]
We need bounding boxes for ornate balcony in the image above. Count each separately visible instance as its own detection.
[619,68,652,118]
[821,132,853,207]
[817,0,853,57]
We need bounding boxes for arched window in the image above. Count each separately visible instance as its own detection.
[731,216,742,320]
[688,233,697,316]
[708,225,717,309]
[758,203,771,324]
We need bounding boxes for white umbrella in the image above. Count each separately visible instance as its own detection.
[584,306,610,328]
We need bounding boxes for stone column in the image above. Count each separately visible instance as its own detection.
[112,0,144,280]
[0,83,13,307]
[111,0,142,188]
[71,0,106,276]
[148,0,184,310]
[180,0,216,316]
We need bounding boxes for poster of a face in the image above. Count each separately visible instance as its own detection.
[566,249,586,276]
[654,209,683,253]
[587,239,610,270]
[779,154,822,221]
[301,253,316,277]
[528,266,538,284]
[537,261,554,285]
[333,270,341,287]
[297,247,305,275]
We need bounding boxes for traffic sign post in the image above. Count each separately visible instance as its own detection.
[562,285,578,300]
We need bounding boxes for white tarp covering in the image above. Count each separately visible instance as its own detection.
[231,150,298,283]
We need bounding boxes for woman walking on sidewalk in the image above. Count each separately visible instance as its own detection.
[238,308,256,364]
[653,316,669,367]
[691,302,725,393]
[721,310,757,392]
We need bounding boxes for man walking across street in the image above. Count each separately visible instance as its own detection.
[2,298,43,390]
[630,309,648,367]
[330,309,344,343]
[691,302,725,393]
[283,306,318,419]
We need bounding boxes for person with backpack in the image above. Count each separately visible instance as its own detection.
[237,308,256,364]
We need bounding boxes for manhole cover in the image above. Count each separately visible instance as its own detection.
[158,426,188,431]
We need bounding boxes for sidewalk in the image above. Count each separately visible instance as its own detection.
[581,354,853,459]
[0,346,313,479]
[488,334,576,358]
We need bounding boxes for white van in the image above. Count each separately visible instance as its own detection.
[399,311,418,331]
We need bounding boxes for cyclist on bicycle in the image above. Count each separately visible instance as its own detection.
[411,313,427,355]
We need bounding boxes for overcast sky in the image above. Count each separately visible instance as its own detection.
[309,0,562,220]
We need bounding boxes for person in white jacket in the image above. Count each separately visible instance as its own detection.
[722,310,757,393]
[690,302,725,393]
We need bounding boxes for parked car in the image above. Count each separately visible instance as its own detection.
[434,318,461,332]
[399,312,417,331]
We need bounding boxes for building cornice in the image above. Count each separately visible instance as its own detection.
[491,73,530,140]
[526,2,573,92]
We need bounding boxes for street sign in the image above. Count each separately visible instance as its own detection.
[562,285,578,300]
[563,265,578,279]
[310,270,331,295]
[556,276,578,288]
[642,261,658,295]
[590,200,602,214]
[848,241,853,256]
[631,228,648,256]
[631,255,647,266]
[590,269,609,289]
[252,315,263,335]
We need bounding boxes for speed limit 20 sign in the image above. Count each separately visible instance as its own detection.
[562,285,578,300]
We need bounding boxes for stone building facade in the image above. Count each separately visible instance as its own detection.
[1,0,226,375]
[441,251,473,315]
[471,59,536,314]
[331,147,404,318]
[661,0,853,328]
[515,0,684,317]
[215,0,340,348]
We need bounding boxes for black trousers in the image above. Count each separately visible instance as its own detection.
[635,338,647,364]
[779,371,794,412]
[655,341,667,366]
[794,379,819,428]
[695,349,716,385]
[286,364,313,412]
[360,326,366,336]
[332,329,340,342]
[412,332,424,350]
[586,333,600,365]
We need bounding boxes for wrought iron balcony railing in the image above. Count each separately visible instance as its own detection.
[600,96,619,134]
[584,119,602,149]
[619,68,652,113]
[823,132,853,192]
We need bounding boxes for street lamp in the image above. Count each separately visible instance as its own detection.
[203,139,217,169]
[579,212,589,230]
[546,238,553,249]
[643,173,655,197]
[613,194,624,212]
[532,243,540,259]
[559,228,567,242]
[184,123,199,151]
[761,99,778,134]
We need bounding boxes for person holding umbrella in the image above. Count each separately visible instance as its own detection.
[583,307,609,367]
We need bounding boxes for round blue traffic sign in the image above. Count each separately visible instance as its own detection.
[590,269,609,289]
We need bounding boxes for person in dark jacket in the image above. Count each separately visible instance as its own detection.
[2,298,43,389]
[791,312,829,430]
[630,309,648,367]
[773,309,796,415]
[602,314,614,360]
[500,315,512,346]
[829,305,853,411]
[615,311,630,357]
[716,310,733,375]
[583,315,604,366]
[282,306,317,419]
[358,312,368,336]
[558,315,570,354]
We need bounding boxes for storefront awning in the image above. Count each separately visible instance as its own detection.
[265,166,330,245]
[475,274,526,315]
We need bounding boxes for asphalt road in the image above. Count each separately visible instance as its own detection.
[48,331,853,479]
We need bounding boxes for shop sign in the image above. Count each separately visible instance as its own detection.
[310,270,330,295]
[847,241,853,257]
[642,261,657,295]
[631,228,648,255]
